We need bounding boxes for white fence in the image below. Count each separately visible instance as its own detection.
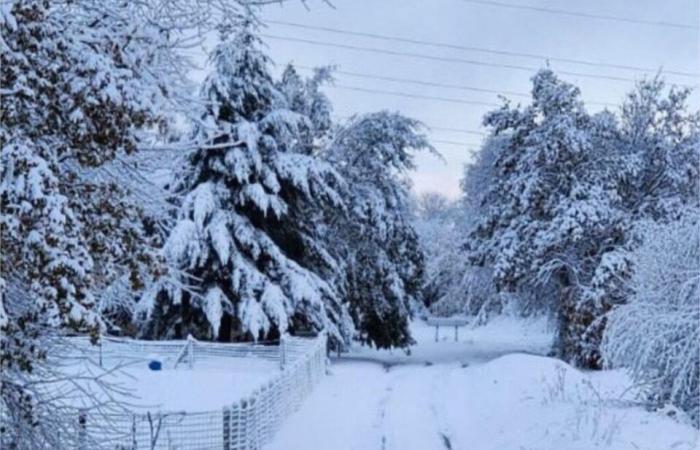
[70,333,327,450]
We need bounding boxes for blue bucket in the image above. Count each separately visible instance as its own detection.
[148,360,162,371]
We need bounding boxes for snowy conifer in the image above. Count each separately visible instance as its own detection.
[141,17,352,345]
[276,64,334,154]
[326,112,432,348]
[466,70,699,368]
[466,70,625,368]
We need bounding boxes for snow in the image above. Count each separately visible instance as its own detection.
[64,354,278,413]
[267,318,699,450]
[122,357,276,412]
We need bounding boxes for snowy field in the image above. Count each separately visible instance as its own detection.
[111,357,277,411]
[267,318,699,450]
[58,346,280,412]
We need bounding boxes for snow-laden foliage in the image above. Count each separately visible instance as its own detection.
[141,17,353,346]
[465,69,699,369]
[603,214,700,426]
[413,194,499,320]
[326,112,433,348]
[0,0,174,444]
[276,64,334,153]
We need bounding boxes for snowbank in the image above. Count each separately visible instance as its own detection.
[268,318,698,450]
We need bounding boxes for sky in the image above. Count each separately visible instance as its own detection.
[201,0,700,199]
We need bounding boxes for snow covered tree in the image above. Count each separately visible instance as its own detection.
[140,17,353,346]
[616,78,700,222]
[0,0,169,444]
[466,70,627,368]
[465,70,699,369]
[603,213,700,426]
[276,64,334,152]
[326,112,432,348]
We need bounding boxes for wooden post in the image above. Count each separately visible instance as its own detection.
[434,325,439,342]
[131,415,137,450]
[77,409,87,450]
[454,325,458,342]
[187,334,195,369]
[279,334,287,370]
[223,406,231,450]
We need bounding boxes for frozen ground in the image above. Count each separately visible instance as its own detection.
[121,357,277,411]
[268,317,699,450]
[60,353,278,412]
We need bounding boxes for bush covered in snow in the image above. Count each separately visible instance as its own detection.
[603,214,700,426]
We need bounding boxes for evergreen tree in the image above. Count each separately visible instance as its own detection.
[141,17,353,345]
[326,112,432,348]
[465,70,699,369]
[467,70,624,368]
[276,64,334,154]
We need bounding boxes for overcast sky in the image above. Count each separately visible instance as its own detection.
[200,0,700,199]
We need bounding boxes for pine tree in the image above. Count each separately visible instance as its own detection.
[467,70,624,368]
[276,64,334,154]
[465,70,699,369]
[326,111,432,348]
[141,17,353,345]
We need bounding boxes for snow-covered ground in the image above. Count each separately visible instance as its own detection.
[267,318,699,450]
[61,354,278,412]
[121,357,278,411]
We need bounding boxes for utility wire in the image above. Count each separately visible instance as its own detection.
[262,34,677,84]
[456,0,698,30]
[432,139,480,148]
[295,64,529,98]
[334,115,484,149]
[335,113,488,136]
[268,20,699,78]
[293,64,617,108]
[332,84,501,107]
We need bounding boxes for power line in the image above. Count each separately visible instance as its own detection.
[335,113,488,136]
[333,114,483,149]
[432,139,480,148]
[430,125,487,137]
[262,33,668,84]
[293,64,617,108]
[331,84,501,107]
[456,0,698,30]
[295,64,529,98]
[268,20,699,78]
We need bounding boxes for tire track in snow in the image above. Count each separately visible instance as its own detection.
[379,365,449,450]
[429,365,455,449]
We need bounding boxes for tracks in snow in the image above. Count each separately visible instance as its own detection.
[376,363,457,450]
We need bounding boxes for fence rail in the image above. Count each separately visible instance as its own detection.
[69,333,327,449]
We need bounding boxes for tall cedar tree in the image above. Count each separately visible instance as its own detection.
[327,112,432,348]
[467,70,699,368]
[141,18,353,346]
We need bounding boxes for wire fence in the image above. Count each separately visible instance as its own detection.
[68,333,327,449]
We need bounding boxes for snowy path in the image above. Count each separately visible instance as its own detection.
[267,318,699,450]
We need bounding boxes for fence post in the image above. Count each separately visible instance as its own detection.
[223,406,231,450]
[248,395,257,450]
[279,334,287,370]
[239,400,248,450]
[131,414,137,450]
[98,336,103,368]
[77,409,87,450]
[187,334,195,368]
